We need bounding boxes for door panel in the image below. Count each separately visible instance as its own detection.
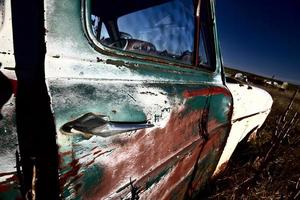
[46,59,233,199]
[47,76,211,199]
[0,0,233,199]
[44,0,233,199]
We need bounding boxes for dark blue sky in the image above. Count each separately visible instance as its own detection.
[216,0,300,84]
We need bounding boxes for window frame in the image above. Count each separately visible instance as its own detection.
[198,0,217,71]
[81,0,218,73]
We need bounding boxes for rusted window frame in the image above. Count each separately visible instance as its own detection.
[198,0,217,71]
[82,0,217,73]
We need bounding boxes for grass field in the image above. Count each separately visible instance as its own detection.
[202,68,300,199]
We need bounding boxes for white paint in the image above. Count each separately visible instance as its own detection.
[45,56,162,82]
[228,83,273,121]
[213,83,273,176]
[134,86,173,128]
[0,0,15,74]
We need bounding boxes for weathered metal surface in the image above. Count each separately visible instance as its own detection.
[213,83,273,176]
[0,96,21,199]
[42,3,232,198]
[0,0,275,199]
[46,78,232,199]
[0,0,233,199]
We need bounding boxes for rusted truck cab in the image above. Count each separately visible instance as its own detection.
[0,0,271,199]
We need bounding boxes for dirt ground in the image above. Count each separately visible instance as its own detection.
[200,84,300,199]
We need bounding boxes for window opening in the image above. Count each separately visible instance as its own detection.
[90,0,195,65]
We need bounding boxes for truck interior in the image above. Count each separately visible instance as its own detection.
[90,0,216,68]
[91,0,197,63]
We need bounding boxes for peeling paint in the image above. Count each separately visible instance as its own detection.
[213,83,273,176]
[0,0,272,199]
[44,77,232,199]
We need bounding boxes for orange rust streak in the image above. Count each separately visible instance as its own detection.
[200,129,224,158]
[183,86,231,98]
[92,149,102,155]
[59,151,72,157]
[59,159,81,188]
[209,87,231,97]
[183,88,210,98]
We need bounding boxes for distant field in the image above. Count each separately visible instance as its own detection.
[225,66,299,90]
[202,68,300,199]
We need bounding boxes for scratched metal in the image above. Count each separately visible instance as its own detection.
[42,0,233,199]
[0,0,234,199]
[48,81,232,199]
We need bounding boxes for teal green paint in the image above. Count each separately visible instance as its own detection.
[61,153,73,166]
[47,0,92,55]
[123,61,218,84]
[191,151,219,197]
[62,188,72,199]
[59,166,70,176]
[209,95,231,123]
[82,164,103,194]
[146,166,172,189]
[0,189,21,200]
[62,185,82,200]
[50,83,148,127]
[185,97,207,110]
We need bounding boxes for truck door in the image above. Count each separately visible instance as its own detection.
[43,0,232,199]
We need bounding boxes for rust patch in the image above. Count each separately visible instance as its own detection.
[59,157,82,189]
[144,143,203,199]
[58,146,113,198]
[9,79,17,95]
[212,160,229,178]
[106,59,126,68]
[89,109,204,198]
[184,86,231,98]
[90,108,228,198]
[0,174,18,193]
[248,130,258,141]
[55,88,231,199]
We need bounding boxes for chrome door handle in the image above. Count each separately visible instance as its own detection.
[61,113,154,137]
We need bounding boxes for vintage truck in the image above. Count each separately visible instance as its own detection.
[0,0,272,199]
